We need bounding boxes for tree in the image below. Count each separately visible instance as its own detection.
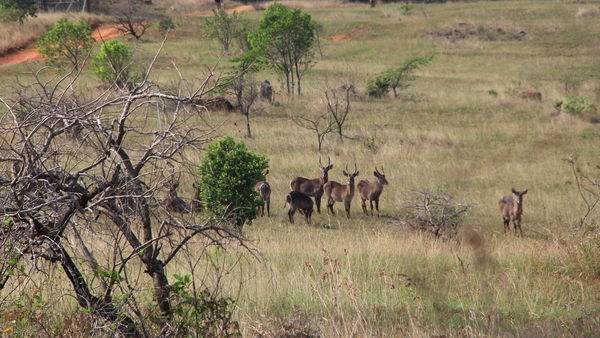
[113,0,151,40]
[228,74,261,138]
[197,137,269,228]
[367,55,433,98]
[248,3,317,95]
[320,75,354,143]
[0,45,247,336]
[201,10,248,52]
[0,0,36,24]
[91,39,135,89]
[37,19,96,71]
[290,110,336,153]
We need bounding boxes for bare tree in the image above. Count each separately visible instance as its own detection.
[113,0,151,40]
[565,155,600,229]
[396,189,476,239]
[228,74,261,138]
[322,82,353,144]
[0,41,251,336]
[290,109,335,153]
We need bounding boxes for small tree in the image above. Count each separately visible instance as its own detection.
[197,137,269,228]
[228,74,261,138]
[37,19,96,71]
[290,110,335,153]
[0,0,36,24]
[248,3,317,95]
[113,0,151,40]
[320,77,354,143]
[91,39,135,89]
[367,55,433,98]
[201,10,247,52]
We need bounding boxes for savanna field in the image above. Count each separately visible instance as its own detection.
[2,0,600,337]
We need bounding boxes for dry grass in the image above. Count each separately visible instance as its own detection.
[0,12,102,56]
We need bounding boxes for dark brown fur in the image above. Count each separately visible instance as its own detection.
[284,191,314,225]
[290,157,333,213]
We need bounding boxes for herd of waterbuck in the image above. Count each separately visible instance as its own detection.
[253,157,389,225]
[166,157,526,234]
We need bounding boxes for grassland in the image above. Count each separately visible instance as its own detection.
[2,0,600,337]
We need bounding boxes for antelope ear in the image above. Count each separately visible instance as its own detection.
[343,171,348,176]
[356,171,360,176]
[373,171,378,176]
[511,188,517,194]
[328,165,334,170]
[522,189,528,194]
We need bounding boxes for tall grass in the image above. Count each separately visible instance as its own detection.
[2,0,600,336]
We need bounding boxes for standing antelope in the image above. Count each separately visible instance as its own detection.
[284,191,314,225]
[290,157,333,213]
[499,188,528,236]
[357,167,389,217]
[323,164,359,218]
[255,170,271,217]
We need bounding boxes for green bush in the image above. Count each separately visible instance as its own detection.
[158,18,175,32]
[564,95,594,115]
[0,0,36,24]
[91,39,134,89]
[197,136,268,228]
[37,19,95,71]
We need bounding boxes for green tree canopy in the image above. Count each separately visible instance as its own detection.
[367,56,433,98]
[91,39,134,89]
[197,137,269,228]
[37,19,96,71]
[247,3,317,95]
[201,10,248,52]
[0,0,36,24]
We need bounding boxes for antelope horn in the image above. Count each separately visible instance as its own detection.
[354,163,358,175]
[319,156,322,166]
[345,163,349,174]
[375,167,380,175]
[328,156,331,166]
[381,166,385,175]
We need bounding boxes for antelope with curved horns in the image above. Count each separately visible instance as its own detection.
[323,164,359,218]
[290,157,333,213]
[357,167,389,217]
[499,188,528,236]
[255,170,271,217]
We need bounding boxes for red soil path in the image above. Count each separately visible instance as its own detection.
[0,26,122,67]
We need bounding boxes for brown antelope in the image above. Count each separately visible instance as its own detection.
[323,164,359,218]
[164,182,190,213]
[284,191,314,225]
[190,183,204,213]
[499,188,528,236]
[255,170,271,217]
[357,167,389,217]
[290,157,333,213]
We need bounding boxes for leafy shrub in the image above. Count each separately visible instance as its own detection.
[197,136,268,228]
[91,39,135,89]
[564,95,594,115]
[0,0,36,24]
[37,19,95,71]
[158,18,175,32]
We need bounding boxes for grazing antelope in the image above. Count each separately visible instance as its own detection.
[255,170,271,217]
[284,191,314,225]
[290,157,333,213]
[164,183,190,213]
[499,188,528,236]
[357,167,389,217]
[323,164,359,218]
[190,183,204,213]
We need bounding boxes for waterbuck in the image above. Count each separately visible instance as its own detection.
[499,188,528,236]
[323,164,359,218]
[357,167,389,217]
[284,191,314,225]
[190,183,204,213]
[255,170,271,217]
[164,182,190,213]
[290,157,333,213]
